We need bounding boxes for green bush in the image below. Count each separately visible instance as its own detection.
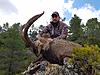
[70,45,100,75]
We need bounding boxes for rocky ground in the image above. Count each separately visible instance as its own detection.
[22,61,85,75]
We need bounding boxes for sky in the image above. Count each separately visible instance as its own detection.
[0,0,100,27]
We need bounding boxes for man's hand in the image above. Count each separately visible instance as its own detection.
[47,38,53,43]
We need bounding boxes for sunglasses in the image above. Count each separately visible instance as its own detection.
[52,15,58,18]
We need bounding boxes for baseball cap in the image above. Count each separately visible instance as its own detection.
[51,11,60,17]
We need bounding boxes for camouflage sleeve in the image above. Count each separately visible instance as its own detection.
[58,25,68,39]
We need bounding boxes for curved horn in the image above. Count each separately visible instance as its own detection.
[20,24,27,44]
[20,11,44,50]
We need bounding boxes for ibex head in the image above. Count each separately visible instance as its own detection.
[34,33,51,56]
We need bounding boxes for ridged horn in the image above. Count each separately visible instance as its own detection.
[20,11,44,52]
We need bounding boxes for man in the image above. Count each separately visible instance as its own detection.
[37,11,68,41]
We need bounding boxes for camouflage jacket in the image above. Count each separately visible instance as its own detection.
[40,21,68,39]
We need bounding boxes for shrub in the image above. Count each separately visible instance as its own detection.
[70,45,100,75]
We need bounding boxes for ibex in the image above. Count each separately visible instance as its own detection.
[20,12,81,74]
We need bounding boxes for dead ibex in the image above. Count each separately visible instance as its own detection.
[20,12,81,74]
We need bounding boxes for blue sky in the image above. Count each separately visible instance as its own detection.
[63,0,100,24]
[64,0,99,10]
[0,0,100,26]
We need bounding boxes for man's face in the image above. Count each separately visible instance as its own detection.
[51,14,60,23]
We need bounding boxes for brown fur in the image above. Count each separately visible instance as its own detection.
[35,37,81,61]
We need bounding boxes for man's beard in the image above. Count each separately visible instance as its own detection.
[50,21,59,27]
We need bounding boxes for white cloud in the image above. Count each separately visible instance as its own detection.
[72,4,100,24]
[0,0,18,14]
[0,0,65,27]
[63,0,100,25]
[63,0,74,12]
[0,0,100,27]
